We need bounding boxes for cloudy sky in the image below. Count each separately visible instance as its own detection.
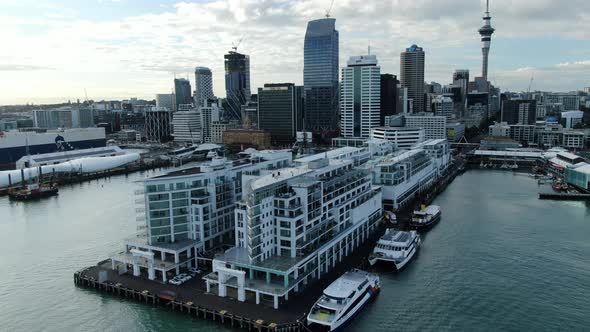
[1,0,589,105]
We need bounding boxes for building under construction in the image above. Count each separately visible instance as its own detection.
[145,107,172,143]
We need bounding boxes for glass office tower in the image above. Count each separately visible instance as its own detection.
[303,18,339,133]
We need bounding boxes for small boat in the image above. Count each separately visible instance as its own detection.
[368,229,420,270]
[9,182,59,201]
[409,205,441,230]
[307,269,380,331]
[552,179,568,192]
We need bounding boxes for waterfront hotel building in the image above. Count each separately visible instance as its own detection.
[110,150,292,283]
[366,139,450,210]
[204,155,382,309]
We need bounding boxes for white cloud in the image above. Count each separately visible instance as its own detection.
[0,0,589,104]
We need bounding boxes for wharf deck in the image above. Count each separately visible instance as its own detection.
[74,160,465,331]
[75,226,384,331]
[538,192,590,201]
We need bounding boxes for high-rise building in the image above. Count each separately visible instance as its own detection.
[258,83,304,145]
[174,78,192,112]
[400,45,425,113]
[194,67,214,108]
[501,100,536,125]
[404,114,447,140]
[545,93,580,112]
[478,0,495,81]
[453,69,470,112]
[207,155,382,307]
[33,107,93,129]
[145,107,172,142]
[109,150,293,283]
[224,51,251,121]
[340,55,381,138]
[199,100,222,143]
[432,95,455,120]
[303,18,339,133]
[172,109,201,143]
[380,74,399,125]
[155,93,174,110]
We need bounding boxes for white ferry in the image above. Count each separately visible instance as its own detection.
[409,205,441,230]
[307,269,380,331]
[368,229,420,270]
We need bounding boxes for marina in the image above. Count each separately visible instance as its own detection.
[2,168,590,331]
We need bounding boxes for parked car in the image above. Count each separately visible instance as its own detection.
[188,267,201,275]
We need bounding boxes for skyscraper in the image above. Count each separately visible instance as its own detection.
[224,51,251,121]
[380,74,399,125]
[340,55,381,138]
[257,83,304,145]
[400,45,425,113]
[194,67,214,108]
[303,18,339,134]
[479,0,495,81]
[173,78,192,112]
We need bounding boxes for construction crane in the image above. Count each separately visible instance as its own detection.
[231,38,243,52]
[325,0,335,18]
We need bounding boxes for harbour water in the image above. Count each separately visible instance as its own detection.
[1,170,589,331]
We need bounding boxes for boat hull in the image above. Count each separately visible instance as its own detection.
[369,238,420,270]
[9,187,59,201]
[308,286,380,332]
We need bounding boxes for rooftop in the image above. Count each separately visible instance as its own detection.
[151,167,203,179]
[377,149,425,166]
[323,270,369,299]
[294,147,361,164]
[250,167,312,191]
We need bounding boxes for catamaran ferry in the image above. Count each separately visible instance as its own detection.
[368,229,421,270]
[409,205,441,230]
[307,269,380,331]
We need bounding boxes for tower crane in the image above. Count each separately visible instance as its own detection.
[325,0,335,18]
[232,38,243,52]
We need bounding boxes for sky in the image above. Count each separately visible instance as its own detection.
[0,0,589,105]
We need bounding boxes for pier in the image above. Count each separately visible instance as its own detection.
[538,192,590,201]
[73,160,465,331]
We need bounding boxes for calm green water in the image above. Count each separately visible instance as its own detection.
[1,170,589,331]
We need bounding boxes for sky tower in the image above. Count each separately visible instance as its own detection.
[478,0,495,81]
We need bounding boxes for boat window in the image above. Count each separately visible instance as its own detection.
[357,279,368,291]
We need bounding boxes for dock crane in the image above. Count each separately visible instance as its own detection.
[325,0,335,18]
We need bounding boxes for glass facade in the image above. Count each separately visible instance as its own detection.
[303,18,339,132]
[174,78,192,111]
[224,51,251,121]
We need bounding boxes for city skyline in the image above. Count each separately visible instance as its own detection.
[1,0,590,105]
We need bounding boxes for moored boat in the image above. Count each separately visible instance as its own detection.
[307,269,380,331]
[9,182,59,200]
[368,229,420,270]
[409,205,441,230]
